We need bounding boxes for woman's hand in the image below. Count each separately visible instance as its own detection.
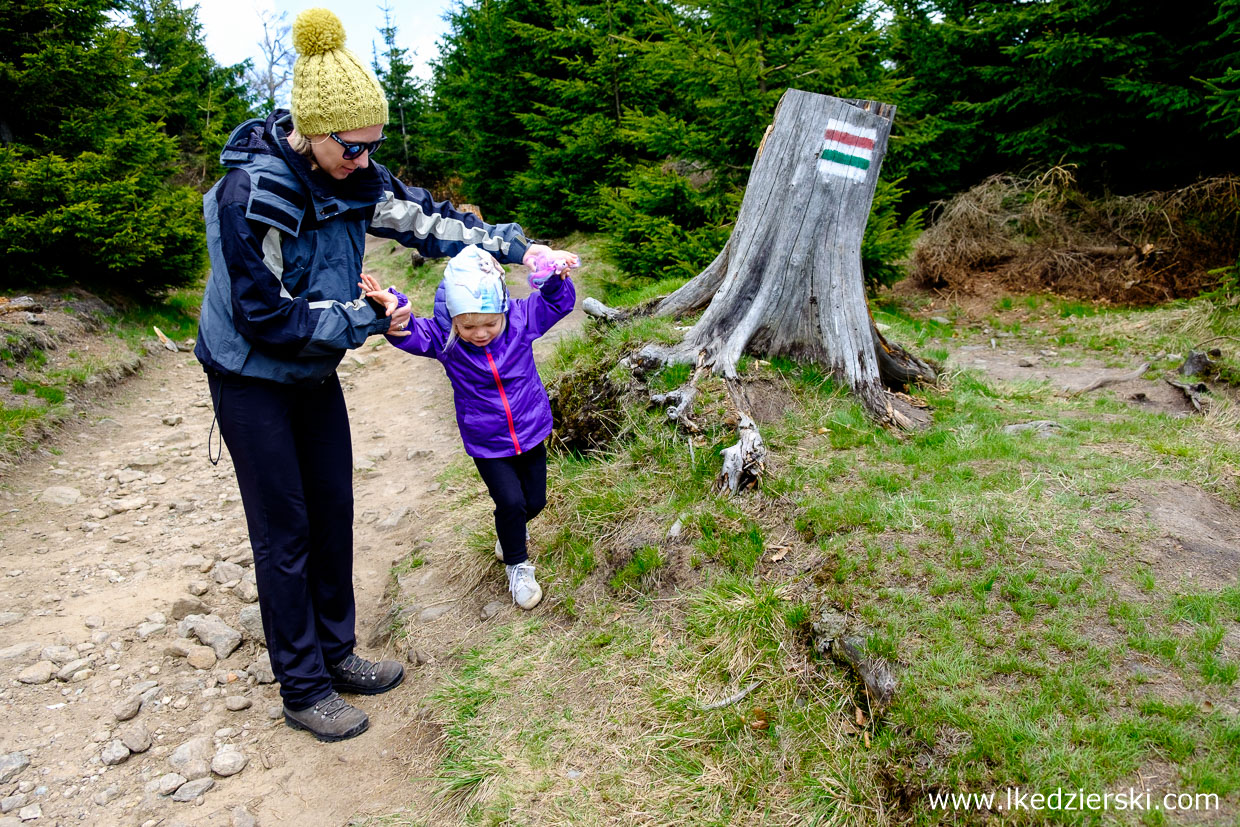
[359,273,412,336]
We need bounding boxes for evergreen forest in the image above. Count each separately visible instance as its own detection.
[0,0,1236,298]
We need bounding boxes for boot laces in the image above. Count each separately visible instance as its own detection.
[314,692,352,720]
[335,653,377,678]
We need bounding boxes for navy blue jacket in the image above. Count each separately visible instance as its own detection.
[196,111,531,384]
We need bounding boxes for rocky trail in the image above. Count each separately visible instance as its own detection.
[0,249,587,827]
[0,247,1220,826]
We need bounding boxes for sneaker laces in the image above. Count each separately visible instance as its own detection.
[507,562,537,596]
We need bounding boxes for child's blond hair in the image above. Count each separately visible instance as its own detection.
[446,311,506,350]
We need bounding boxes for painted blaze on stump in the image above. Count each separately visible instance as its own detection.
[593,90,938,492]
[651,89,934,435]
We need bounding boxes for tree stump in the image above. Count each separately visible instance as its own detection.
[652,90,934,429]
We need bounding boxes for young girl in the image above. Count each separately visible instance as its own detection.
[362,245,578,609]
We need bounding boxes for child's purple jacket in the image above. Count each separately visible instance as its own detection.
[387,275,576,458]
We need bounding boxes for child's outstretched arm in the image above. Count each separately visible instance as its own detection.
[359,274,446,358]
[519,251,578,337]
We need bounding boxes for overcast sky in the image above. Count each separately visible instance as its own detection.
[195,0,455,81]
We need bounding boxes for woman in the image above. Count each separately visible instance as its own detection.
[196,7,571,742]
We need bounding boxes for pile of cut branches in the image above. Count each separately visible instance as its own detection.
[911,168,1240,305]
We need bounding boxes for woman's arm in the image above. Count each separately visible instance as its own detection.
[367,166,531,266]
[215,172,390,356]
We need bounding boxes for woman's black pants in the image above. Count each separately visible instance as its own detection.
[208,371,355,710]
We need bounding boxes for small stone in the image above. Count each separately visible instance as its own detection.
[419,605,450,622]
[162,415,183,426]
[233,573,259,603]
[1,793,28,813]
[169,736,214,780]
[224,696,252,712]
[157,773,187,796]
[112,694,142,722]
[186,646,218,670]
[931,316,951,325]
[17,662,54,684]
[211,749,248,777]
[0,643,38,663]
[108,494,148,514]
[211,561,244,584]
[17,803,40,821]
[377,506,408,530]
[480,600,506,621]
[0,753,30,784]
[39,486,82,506]
[100,740,131,766]
[266,705,283,720]
[408,649,432,666]
[55,657,92,682]
[40,645,73,664]
[187,580,209,596]
[238,606,264,642]
[136,621,166,640]
[83,615,105,629]
[171,597,208,621]
[91,784,121,806]
[231,805,258,827]
[1018,357,1036,367]
[164,639,195,659]
[177,615,241,658]
[249,653,274,684]
[119,723,151,753]
[171,777,214,802]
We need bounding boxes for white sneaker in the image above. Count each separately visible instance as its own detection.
[505,562,543,610]
[495,529,531,562]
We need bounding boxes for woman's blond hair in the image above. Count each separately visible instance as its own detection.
[446,311,506,350]
[286,130,319,169]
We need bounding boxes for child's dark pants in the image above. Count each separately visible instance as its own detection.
[208,371,356,711]
[473,441,547,565]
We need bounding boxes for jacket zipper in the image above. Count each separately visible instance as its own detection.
[485,348,522,455]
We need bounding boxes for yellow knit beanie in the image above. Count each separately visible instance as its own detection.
[289,8,388,136]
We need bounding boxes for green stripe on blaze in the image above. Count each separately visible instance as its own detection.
[820,149,870,170]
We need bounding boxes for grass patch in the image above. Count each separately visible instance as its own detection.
[1,283,204,457]
[385,241,1240,825]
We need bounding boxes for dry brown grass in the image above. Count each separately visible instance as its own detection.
[911,168,1240,305]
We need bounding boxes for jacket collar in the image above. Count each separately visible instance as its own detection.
[268,113,386,220]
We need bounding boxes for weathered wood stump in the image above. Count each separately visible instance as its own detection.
[650,89,934,430]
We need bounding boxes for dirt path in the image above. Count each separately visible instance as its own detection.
[0,250,586,826]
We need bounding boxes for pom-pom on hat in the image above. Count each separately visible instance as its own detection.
[290,8,388,136]
[444,246,509,317]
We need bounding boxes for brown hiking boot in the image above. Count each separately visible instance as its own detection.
[329,653,405,695]
[283,692,369,742]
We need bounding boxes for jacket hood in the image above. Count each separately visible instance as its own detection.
[218,110,385,207]
[218,110,289,165]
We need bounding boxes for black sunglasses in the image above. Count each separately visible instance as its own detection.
[328,133,386,160]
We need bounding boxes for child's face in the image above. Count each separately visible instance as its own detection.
[456,316,503,347]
